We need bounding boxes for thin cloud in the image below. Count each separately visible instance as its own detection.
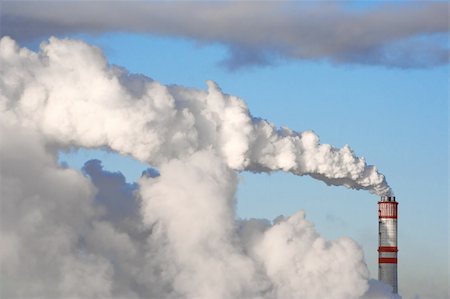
[1,1,448,68]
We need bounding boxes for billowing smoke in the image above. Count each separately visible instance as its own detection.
[0,36,397,299]
[0,36,391,196]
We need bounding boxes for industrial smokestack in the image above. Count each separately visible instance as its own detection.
[378,196,398,294]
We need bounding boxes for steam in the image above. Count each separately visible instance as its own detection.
[0,36,391,196]
[0,36,397,299]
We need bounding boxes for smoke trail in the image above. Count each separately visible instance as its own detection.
[0,36,392,196]
[1,123,394,298]
[0,36,399,298]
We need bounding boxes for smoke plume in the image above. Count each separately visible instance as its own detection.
[0,36,397,298]
[0,36,391,196]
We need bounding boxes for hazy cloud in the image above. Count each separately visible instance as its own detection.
[82,159,139,222]
[1,1,448,68]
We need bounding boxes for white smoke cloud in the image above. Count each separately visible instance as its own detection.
[139,150,267,299]
[0,36,391,196]
[0,124,115,298]
[0,36,398,298]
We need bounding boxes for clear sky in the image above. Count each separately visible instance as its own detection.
[5,2,449,298]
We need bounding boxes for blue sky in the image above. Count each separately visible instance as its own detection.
[52,31,449,298]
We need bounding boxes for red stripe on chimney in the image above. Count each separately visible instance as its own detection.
[379,258,397,264]
[378,247,398,253]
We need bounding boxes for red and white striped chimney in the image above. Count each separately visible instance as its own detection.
[378,196,398,294]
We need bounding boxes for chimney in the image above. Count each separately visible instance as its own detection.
[378,196,398,294]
